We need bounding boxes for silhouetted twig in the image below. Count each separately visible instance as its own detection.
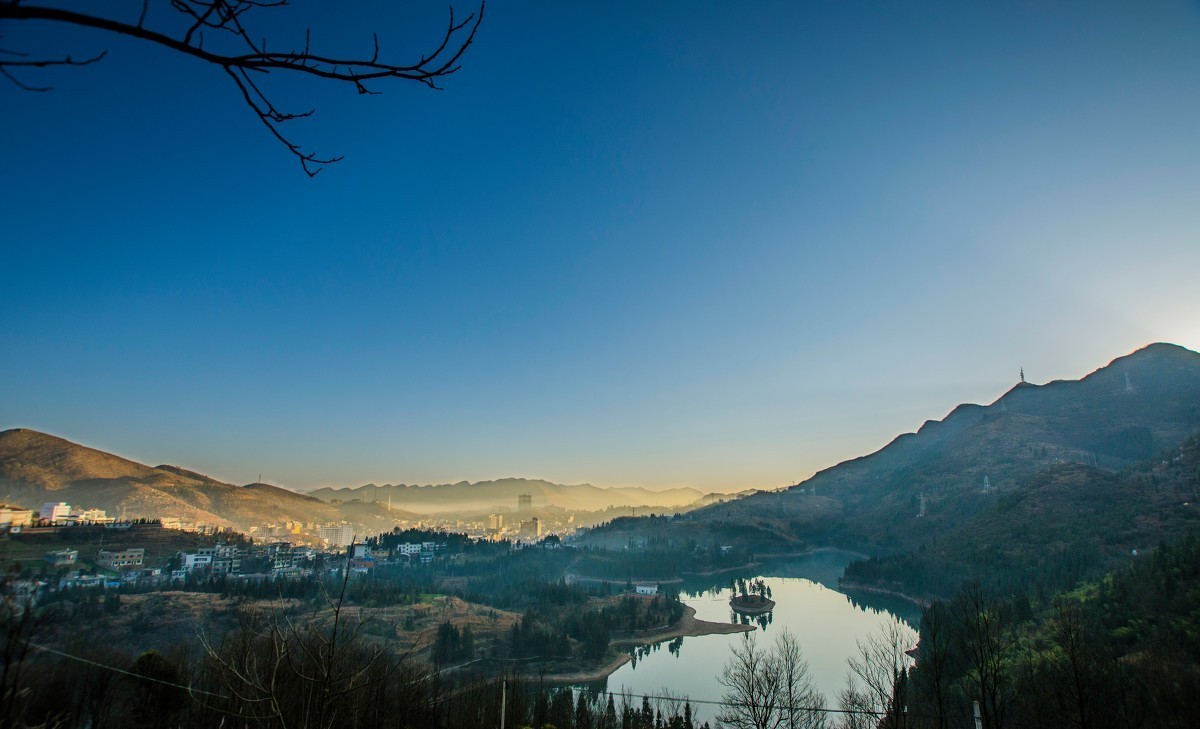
[0,0,485,175]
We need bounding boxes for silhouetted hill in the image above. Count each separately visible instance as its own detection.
[0,429,405,531]
[843,433,1200,597]
[306,478,706,514]
[587,343,1200,590]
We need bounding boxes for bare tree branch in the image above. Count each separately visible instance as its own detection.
[0,0,485,175]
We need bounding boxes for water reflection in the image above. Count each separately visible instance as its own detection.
[730,609,775,630]
[582,551,920,722]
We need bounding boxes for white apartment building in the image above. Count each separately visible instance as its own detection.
[40,501,72,524]
[319,523,355,547]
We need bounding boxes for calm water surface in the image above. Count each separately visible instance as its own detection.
[583,551,920,721]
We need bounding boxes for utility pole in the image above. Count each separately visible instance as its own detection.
[499,679,506,729]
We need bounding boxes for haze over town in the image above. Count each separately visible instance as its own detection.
[3,3,1200,729]
[4,2,1199,495]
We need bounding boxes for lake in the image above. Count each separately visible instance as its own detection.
[582,550,921,722]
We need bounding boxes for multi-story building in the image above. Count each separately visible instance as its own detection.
[0,507,34,530]
[319,523,355,547]
[73,508,112,524]
[96,548,145,570]
[487,513,504,530]
[180,552,213,571]
[198,543,242,574]
[45,549,78,566]
[520,517,541,541]
[40,502,72,524]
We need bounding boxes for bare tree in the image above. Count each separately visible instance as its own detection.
[0,0,485,175]
[950,581,1009,729]
[718,634,785,729]
[718,631,827,729]
[201,541,417,729]
[843,619,915,729]
[835,676,877,729]
[0,585,57,729]
[775,630,827,729]
[909,602,956,729]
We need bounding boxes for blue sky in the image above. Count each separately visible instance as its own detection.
[3,1,1199,491]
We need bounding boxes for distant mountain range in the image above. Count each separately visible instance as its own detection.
[0,429,411,531]
[304,479,708,514]
[0,431,711,531]
[587,342,1200,595]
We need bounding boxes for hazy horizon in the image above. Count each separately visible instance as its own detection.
[8,339,1194,494]
[4,2,1199,493]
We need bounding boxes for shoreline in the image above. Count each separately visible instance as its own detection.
[569,547,871,585]
[838,580,932,608]
[539,604,753,683]
[756,546,873,562]
[729,596,775,615]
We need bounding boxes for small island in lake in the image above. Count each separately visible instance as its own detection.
[729,577,775,614]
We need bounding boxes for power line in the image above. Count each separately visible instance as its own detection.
[28,643,229,699]
[26,642,975,723]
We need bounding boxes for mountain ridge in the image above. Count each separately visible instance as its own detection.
[584,341,1200,588]
[0,430,708,526]
[305,478,707,514]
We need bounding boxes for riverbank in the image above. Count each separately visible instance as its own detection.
[838,580,932,608]
[756,546,872,562]
[539,604,752,683]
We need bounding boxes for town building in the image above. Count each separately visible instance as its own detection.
[198,543,242,574]
[0,506,34,530]
[73,508,112,524]
[96,548,145,570]
[180,552,213,571]
[45,549,78,566]
[519,517,541,541]
[319,523,355,547]
[40,501,72,524]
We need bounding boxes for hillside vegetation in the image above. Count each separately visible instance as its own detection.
[583,343,1200,601]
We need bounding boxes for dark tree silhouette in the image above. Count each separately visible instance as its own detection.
[0,0,485,175]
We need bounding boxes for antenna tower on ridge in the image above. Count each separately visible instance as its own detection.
[1124,372,1135,394]
[982,475,992,494]
[1019,367,1025,384]
[918,492,927,518]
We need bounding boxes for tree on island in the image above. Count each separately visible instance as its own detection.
[0,0,484,175]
